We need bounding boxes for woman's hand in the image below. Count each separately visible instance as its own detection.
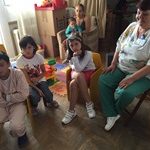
[119,76,135,88]
[103,64,116,73]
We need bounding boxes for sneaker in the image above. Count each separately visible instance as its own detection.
[18,133,28,147]
[104,115,120,131]
[47,100,59,108]
[62,110,77,124]
[86,102,96,118]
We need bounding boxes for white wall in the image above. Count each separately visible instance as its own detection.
[0,0,18,57]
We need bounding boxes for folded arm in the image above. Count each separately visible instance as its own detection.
[70,53,91,72]
[7,71,29,103]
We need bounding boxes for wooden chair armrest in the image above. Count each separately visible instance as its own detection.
[90,67,103,87]
[89,67,104,104]
[66,67,72,101]
[57,29,66,43]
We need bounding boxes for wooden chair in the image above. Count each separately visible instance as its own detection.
[66,52,104,105]
[125,89,150,126]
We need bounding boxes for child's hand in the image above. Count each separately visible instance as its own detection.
[73,50,82,56]
[31,77,39,84]
[35,87,45,97]
[36,88,45,97]
[73,52,78,56]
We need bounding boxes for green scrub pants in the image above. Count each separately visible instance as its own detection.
[99,68,150,117]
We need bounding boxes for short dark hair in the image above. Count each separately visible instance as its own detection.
[137,0,150,11]
[19,35,38,54]
[0,51,10,63]
[68,17,76,23]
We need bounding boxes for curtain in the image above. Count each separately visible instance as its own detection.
[14,0,40,44]
[67,0,107,38]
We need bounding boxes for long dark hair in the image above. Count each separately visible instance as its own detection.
[137,0,150,11]
[76,3,85,12]
[19,35,38,54]
[66,34,91,60]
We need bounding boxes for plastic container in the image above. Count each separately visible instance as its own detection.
[48,58,56,65]
[52,0,65,8]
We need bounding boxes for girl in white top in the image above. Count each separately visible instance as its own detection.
[16,36,58,115]
[62,35,96,124]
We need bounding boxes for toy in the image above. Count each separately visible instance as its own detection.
[41,0,52,7]
[44,58,57,86]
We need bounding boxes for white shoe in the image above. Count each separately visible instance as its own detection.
[104,115,120,131]
[62,110,77,124]
[86,102,96,118]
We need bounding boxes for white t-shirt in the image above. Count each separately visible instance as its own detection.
[16,53,46,82]
[116,22,150,79]
[69,51,96,72]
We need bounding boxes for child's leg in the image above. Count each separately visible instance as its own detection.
[76,73,91,103]
[76,72,96,118]
[37,81,53,103]
[62,79,78,124]
[9,103,27,137]
[29,86,41,108]
[0,107,8,143]
[69,79,79,111]
[37,81,59,108]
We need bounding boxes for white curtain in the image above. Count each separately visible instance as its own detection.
[13,0,40,43]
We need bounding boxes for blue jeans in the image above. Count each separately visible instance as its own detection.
[29,81,53,107]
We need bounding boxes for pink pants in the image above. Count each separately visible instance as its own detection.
[0,103,26,137]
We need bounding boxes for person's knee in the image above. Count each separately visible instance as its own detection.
[76,72,84,81]
[70,79,77,89]
[120,90,135,100]
[39,81,48,88]
[116,90,135,112]
[10,122,25,136]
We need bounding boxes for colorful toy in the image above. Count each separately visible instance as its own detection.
[44,58,57,86]
[41,0,52,7]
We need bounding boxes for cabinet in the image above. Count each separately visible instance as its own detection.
[35,6,67,57]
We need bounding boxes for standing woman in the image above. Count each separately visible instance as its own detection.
[62,4,91,63]
[99,0,150,131]
[74,3,91,32]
